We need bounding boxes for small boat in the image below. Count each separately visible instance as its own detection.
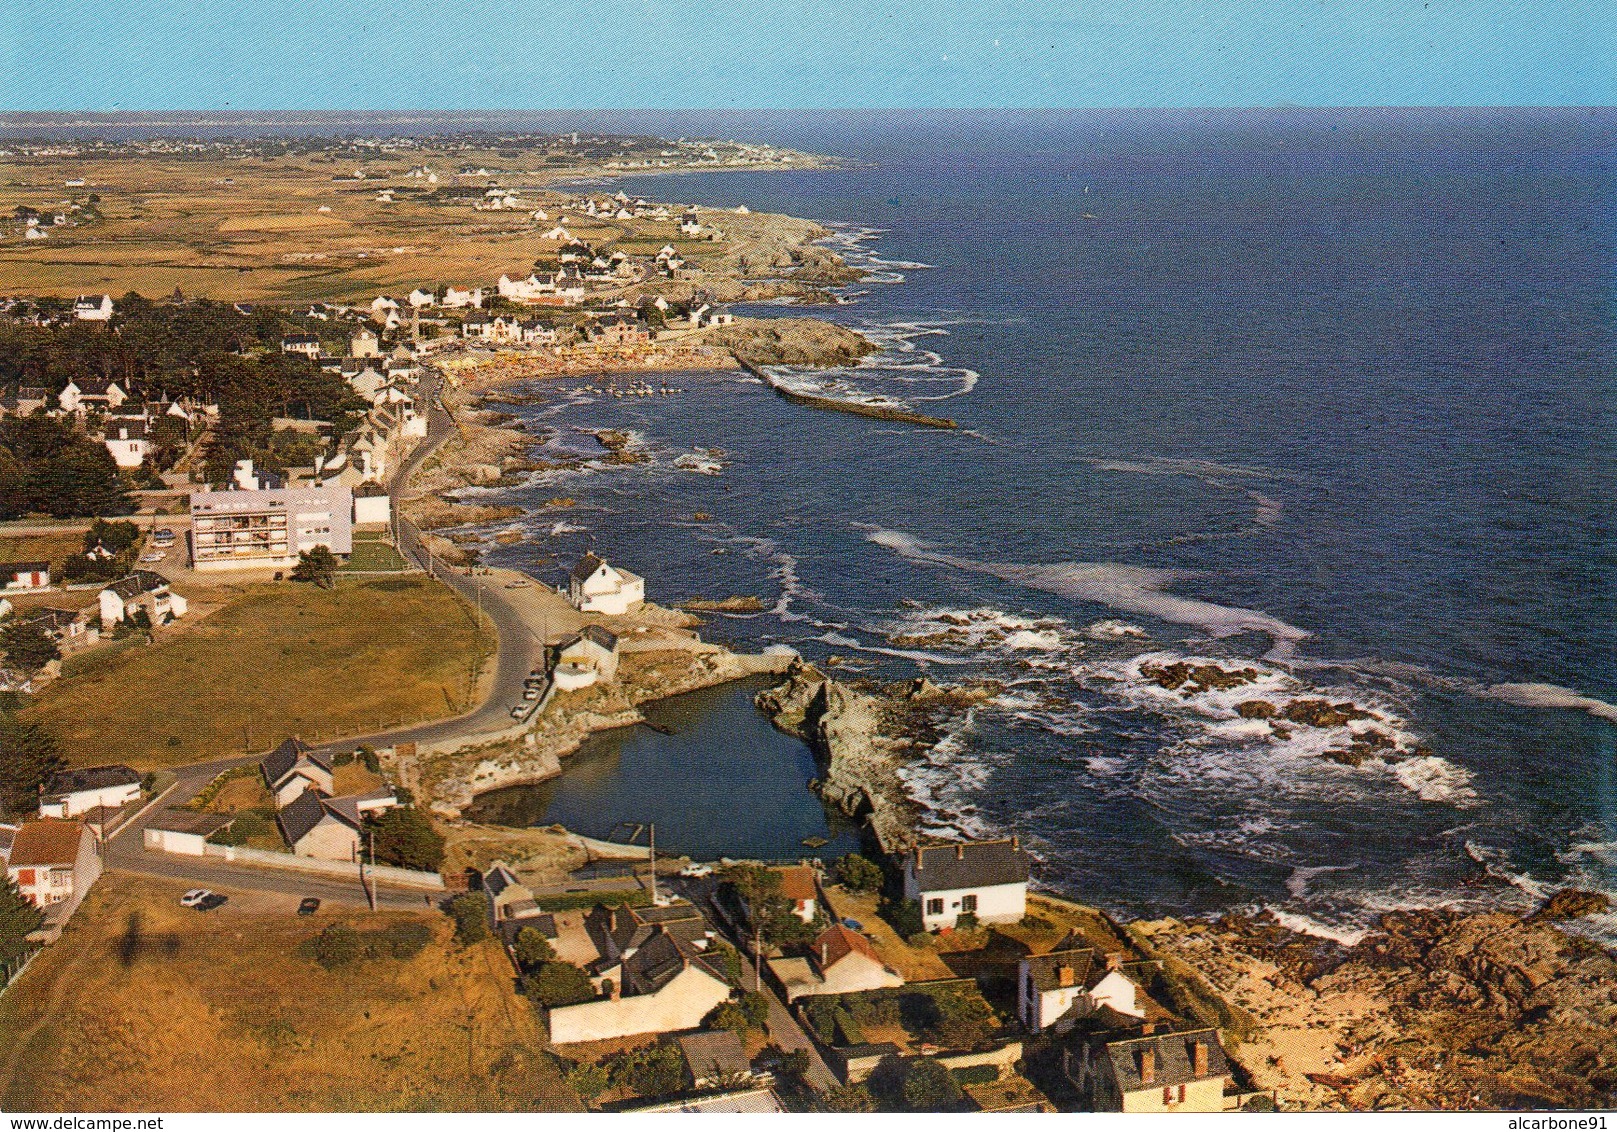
[800,836,829,849]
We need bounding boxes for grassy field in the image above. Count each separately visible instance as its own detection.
[22,576,494,769]
[0,875,580,1112]
[0,531,88,582]
[341,530,412,572]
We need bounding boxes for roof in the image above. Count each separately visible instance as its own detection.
[354,481,389,497]
[1104,1028,1230,1093]
[774,864,817,904]
[626,1088,784,1114]
[677,1029,750,1079]
[569,551,607,585]
[105,570,169,601]
[0,825,15,860]
[579,624,618,651]
[260,737,329,788]
[275,789,361,847]
[44,764,142,797]
[619,926,728,995]
[322,791,394,827]
[484,861,525,898]
[145,808,236,837]
[589,900,708,960]
[1024,948,1102,994]
[5,820,90,868]
[1,561,50,575]
[814,922,881,971]
[910,838,1031,892]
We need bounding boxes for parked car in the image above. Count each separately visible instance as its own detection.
[522,687,539,701]
[504,579,531,589]
[180,888,212,907]
[139,550,166,563]
[298,897,321,915]
[152,528,176,546]
[679,863,715,878]
[510,705,527,719]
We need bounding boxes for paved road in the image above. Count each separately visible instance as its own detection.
[669,875,841,1095]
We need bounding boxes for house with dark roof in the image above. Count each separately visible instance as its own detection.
[482,860,555,941]
[567,552,644,615]
[585,900,710,977]
[260,738,334,808]
[38,765,142,819]
[551,624,619,690]
[1,561,51,590]
[676,1029,756,1091]
[1066,1025,1234,1113]
[902,837,1032,930]
[276,789,361,859]
[1017,948,1145,1034]
[548,923,733,1045]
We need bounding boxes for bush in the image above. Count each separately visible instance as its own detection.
[372,921,432,959]
[704,1000,749,1033]
[901,1057,966,1112]
[705,937,743,984]
[527,961,595,1008]
[367,806,445,871]
[513,926,555,971]
[822,1084,876,1113]
[604,1040,686,1099]
[447,892,489,945]
[1020,913,1054,930]
[880,896,924,939]
[955,911,980,932]
[834,853,884,893]
[312,924,362,969]
[331,748,355,767]
[565,1061,610,1100]
[739,991,770,1029]
[950,1064,999,1086]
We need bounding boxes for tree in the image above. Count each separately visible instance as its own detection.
[834,853,884,893]
[879,896,924,939]
[0,876,43,969]
[447,892,489,945]
[704,1000,749,1034]
[367,806,445,871]
[822,1084,876,1113]
[565,1061,610,1101]
[526,961,595,1008]
[739,991,770,1029]
[901,1057,966,1112]
[1,619,60,673]
[723,863,819,947]
[0,713,63,817]
[513,926,555,971]
[291,546,338,589]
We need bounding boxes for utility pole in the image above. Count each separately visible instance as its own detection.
[647,822,657,906]
[754,920,762,989]
[366,827,377,911]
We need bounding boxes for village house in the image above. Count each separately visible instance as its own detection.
[37,765,142,819]
[585,900,711,976]
[774,864,819,922]
[142,809,237,856]
[101,418,150,468]
[902,837,1032,931]
[72,294,114,321]
[260,737,334,808]
[676,1029,758,1091]
[57,378,129,415]
[276,787,397,860]
[352,482,392,525]
[350,326,382,357]
[1017,948,1145,1034]
[4,819,103,935]
[550,624,619,691]
[98,570,187,627]
[549,925,732,1045]
[768,922,905,1002]
[483,860,556,941]
[1,386,49,416]
[18,606,99,650]
[568,552,645,615]
[441,285,482,309]
[280,334,322,359]
[1066,1026,1234,1113]
[1,561,50,591]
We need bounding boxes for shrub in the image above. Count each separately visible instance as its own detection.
[704,1000,749,1033]
[955,910,980,932]
[1020,913,1054,930]
[513,926,555,971]
[822,1084,876,1113]
[834,853,884,893]
[372,921,432,959]
[312,924,362,969]
[901,1057,966,1112]
[367,806,445,871]
[739,991,770,1029]
[604,1041,686,1099]
[331,748,355,767]
[527,961,594,1008]
[880,896,924,938]
[705,937,743,984]
[565,1061,610,1100]
[950,1064,999,1086]
[447,892,489,945]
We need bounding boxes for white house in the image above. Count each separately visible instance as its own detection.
[407,288,436,308]
[1018,949,1145,1034]
[276,787,397,860]
[769,922,905,1002]
[143,809,235,856]
[567,552,644,615]
[774,864,819,923]
[280,334,322,359]
[547,927,732,1045]
[441,286,482,309]
[680,210,702,236]
[260,738,334,809]
[102,419,150,468]
[1,561,51,591]
[98,571,187,627]
[352,482,392,525]
[551,625,619,690]
[902,837,1031,931]
[4,820,102,929]
[38,765,142,818]
[73,294,114,321]
[57,378,128,414]
[351,327,382,357]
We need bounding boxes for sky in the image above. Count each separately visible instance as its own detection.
[2,0,1614,111]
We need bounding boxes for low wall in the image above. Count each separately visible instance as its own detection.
[197,843,445,889]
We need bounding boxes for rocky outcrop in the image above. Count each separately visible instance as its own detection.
[1133,896,1617,1111]
[756,662,922,854]
[680,595,766,613]
[707,317,876,368]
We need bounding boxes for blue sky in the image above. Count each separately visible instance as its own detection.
[3,1,1614,110]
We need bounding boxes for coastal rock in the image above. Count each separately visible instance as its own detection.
[707,316,877,368]
[1282,699,1378,728]
[1528,888,1612,923]
[1237,699,1278,719]
[1141,661,1260,693]
[680,595,766,613]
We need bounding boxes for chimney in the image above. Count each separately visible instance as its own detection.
[914,847,922,871]
[1141,1021,1155,1036]
[1057,964,1075,988]
[1192,1040,1209,1078]
[1106,952,1123,972]
[1011,835,1020,850]
[955,843,965,860]
[1139,1047,1156,1085]
[604,978,619,1001]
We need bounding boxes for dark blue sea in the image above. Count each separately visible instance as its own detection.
[30,109,1613,939]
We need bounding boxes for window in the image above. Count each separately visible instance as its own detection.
[925,898,944,917]
[961,894,978,913]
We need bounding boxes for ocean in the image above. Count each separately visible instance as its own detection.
[454,109,1617,942]
[22,108,1614,939]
